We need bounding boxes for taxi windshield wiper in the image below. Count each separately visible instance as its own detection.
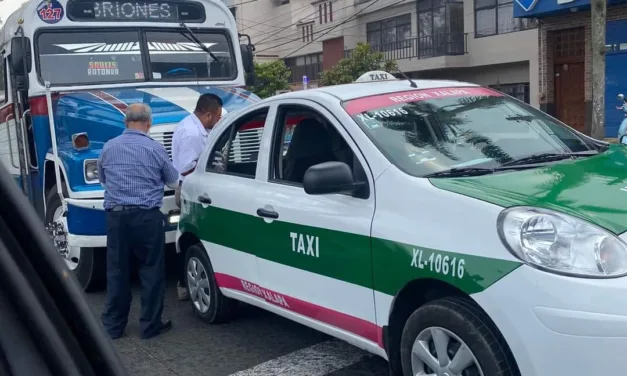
[179,22,221,63]
[500,150,599,167]
[423,167,499,178]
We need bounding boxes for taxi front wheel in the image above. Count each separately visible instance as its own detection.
[184,244,237,323]
[400,297,519,376]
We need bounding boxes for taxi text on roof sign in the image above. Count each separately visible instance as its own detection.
[355,71,397,83]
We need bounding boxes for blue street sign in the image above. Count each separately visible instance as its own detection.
[514,0,538,12]
[303,75,309,84]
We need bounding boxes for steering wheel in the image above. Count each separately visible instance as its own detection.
[166,68,194,76]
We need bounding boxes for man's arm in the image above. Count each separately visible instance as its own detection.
[175,132,206,177]
[157,145,180,189]
[97,148,107,189]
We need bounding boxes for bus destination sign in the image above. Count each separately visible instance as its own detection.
[69,1,181,22]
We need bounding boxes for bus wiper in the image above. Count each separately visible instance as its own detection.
[180,22,221,63]
[423,167,498,178]
[500,150,599,167]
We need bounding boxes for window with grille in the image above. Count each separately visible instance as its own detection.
[366,14,412,51]
[283,53,323,83]
[319,1,333,24]
[299,22,314,42]
[489,82,530,104]
[474,0,537,37]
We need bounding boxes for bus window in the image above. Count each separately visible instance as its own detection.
[36,30,144,86]
[145,30,235,81]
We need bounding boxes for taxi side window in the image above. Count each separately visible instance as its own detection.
[269,105,368,190]
[205,108,269,178]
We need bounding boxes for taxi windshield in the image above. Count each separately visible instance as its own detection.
[344,87,597,177]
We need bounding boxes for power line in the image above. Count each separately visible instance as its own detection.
[254,0,399,55]
[255,2,365,46]
[251,4,354,44]
[236,2,313,34]
[256,4,484,56]
[283,0,396,58]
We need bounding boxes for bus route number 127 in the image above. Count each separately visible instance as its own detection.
[39,7,62,21]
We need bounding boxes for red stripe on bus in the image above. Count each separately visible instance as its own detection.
[0,103,14,123]
[343,87,502,115]
[214,272,383,347]
[90,90,128,114]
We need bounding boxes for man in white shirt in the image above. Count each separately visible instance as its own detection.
[172,93,223,300]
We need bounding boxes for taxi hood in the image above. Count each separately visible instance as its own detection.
[429,145,627,235]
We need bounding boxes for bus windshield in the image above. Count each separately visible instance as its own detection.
[37,29,236,86]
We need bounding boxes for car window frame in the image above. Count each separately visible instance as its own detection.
[204,106,271,180]
[266,100,373,199]
[0,164,128,376]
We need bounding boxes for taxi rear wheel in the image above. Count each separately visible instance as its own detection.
[184,244,237,323]
[400,297,519,376]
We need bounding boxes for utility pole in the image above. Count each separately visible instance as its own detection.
[590,0,607,140]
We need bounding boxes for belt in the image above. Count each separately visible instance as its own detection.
[106,205,146,212]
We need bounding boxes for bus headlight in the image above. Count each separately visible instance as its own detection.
[84,160,99,183]
[497,206,627,278]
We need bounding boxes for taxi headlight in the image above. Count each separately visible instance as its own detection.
[497,206,627,278]
[84,160,99,183]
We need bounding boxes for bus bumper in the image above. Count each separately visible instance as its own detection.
[63,195,178,248]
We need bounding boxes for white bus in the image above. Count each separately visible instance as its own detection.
[0,0,260,291]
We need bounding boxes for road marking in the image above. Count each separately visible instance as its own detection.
[227,339,369,376]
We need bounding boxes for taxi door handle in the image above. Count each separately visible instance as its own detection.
[257,208,278,219]
[198,194,212,204]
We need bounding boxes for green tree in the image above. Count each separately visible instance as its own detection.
[319,43,398,86]
[246,60,291,99]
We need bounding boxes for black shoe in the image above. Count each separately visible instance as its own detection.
[140,320,172,340]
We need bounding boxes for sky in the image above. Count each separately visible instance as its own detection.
[0,0,29,26]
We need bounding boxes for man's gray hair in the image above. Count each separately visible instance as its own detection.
[125,103,152,123]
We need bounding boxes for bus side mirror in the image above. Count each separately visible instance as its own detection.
[9,37,32,91]
[240,44,254,73]
[240,44,256,87]
[10,37,32,76]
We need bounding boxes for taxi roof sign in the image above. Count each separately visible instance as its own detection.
[355,71,397,83]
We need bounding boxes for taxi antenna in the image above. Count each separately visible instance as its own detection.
[396,67,417,88]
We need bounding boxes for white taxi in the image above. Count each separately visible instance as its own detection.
[176,71,627,376]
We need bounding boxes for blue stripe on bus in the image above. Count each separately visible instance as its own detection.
[66,203,107,236]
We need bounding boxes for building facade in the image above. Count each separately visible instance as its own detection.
[514,0,627,137]
[229,0,541,106]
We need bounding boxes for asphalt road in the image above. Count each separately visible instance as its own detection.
[83,255,390,376]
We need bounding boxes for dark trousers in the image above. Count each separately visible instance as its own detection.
[101,208,165,339]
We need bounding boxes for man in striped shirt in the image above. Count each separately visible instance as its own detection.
[98,103,179,340]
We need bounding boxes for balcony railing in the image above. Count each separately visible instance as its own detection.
[344,33,468,61]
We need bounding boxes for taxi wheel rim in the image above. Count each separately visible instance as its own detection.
[51,206,80,271]
[187,257,211,314]
[411,326,484,376]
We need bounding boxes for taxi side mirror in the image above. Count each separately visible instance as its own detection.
[303,161,367,197]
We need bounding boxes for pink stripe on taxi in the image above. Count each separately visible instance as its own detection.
[214,273,384,348]
[343,87,502,115]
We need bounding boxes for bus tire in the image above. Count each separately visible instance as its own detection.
[184,243,237,323]
[45,185,106,292]
[400,297,518,376]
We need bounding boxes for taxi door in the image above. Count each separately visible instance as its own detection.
[181,103,276,293]
[253,99,380,351]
